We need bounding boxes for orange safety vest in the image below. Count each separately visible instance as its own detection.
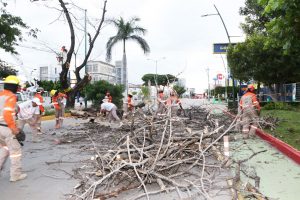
[240,92,261,111]
[128,97,134,111]
[0,89,17,130]
[34,93,45,112]
[52,93,67,110]
[108,96,112,103]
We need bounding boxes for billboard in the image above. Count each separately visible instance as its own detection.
[213,43,236,54]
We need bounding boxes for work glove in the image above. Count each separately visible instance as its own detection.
[16,130,26,146]
[11,127,20,135]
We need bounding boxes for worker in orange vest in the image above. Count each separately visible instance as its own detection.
[156,90,167,115]
[127,93,134,112]
[239,84,261,138]
[166,91,182,117]
[0,75,27,182]
[34,87,45,133]
[50,90,67,129]
[106,92,112,103]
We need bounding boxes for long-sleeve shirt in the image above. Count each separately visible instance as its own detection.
[17,100,39,120]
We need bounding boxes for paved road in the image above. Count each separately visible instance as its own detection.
[0,118,88,200]
[0,99,235,200]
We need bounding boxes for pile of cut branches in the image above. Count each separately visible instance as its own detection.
[69,106,239,200]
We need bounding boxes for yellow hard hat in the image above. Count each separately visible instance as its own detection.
[50,90,57,96]
[4,75,20,85]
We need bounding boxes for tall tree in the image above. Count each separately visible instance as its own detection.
[31,0,108,107]
[105,17,150,93]
[0,1,37,54]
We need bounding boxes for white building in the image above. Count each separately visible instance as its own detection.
[115,60,126,86]
[86,61,116,84]
[39,66,60,82]
[176,78,186,87]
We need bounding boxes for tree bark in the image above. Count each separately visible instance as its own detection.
[58,0,107,108]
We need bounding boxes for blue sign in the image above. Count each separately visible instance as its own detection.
[213,43,236,54]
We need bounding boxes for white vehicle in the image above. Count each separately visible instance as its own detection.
[16,92,27,103]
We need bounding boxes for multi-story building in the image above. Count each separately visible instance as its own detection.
[176,78,186,87]
[86,61,116,84]
[115,60,126,86]
[39,66,60,82]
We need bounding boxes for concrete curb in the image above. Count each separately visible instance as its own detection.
[256,129,300,165]
[215,105,300,165]
[41,113,72,121]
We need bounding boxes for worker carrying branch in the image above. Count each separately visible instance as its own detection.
[239,84,261,138]
[0,75,27,182]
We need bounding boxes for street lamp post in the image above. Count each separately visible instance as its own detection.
[147,57,166,85]
[202,4,236,105]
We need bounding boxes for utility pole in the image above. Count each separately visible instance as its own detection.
[147,57,166,86]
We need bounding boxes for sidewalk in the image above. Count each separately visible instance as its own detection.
[231,137,300,200]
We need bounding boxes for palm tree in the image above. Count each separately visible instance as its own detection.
[106,17,150,94]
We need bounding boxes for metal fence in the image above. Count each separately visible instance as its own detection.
[258,82,300,102]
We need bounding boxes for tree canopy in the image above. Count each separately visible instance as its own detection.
[0,2,37,54]
[227,0,300,85]
[106,17,150,62]
[0,60,17,78]
[258,0,300,53]
[173,84,186,97]
[141,74,178,86]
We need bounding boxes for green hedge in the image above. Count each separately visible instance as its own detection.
[262,102,299,111]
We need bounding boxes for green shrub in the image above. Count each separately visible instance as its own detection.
[85,80,124,108]
[263,102,292,110]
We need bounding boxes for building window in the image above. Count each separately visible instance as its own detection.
[93,64,98,72]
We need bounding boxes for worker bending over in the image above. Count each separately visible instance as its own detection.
[101,101,122,126]
[17,98,42,142]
